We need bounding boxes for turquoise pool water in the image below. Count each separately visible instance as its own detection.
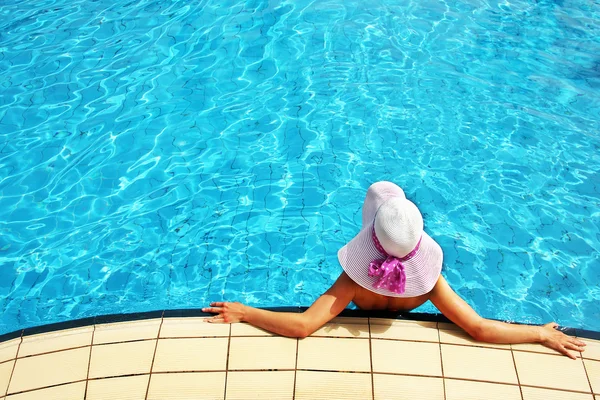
[0,0,599,335]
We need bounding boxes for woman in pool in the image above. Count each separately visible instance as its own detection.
[203,181,586,359]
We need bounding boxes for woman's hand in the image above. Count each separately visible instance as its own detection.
[429,277,588,359]
[539,322,586,359]
[202,302,247,324]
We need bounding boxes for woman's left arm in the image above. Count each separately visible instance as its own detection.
[429,275,586,359]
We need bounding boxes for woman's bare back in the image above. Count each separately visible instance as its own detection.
[351,279,431,311]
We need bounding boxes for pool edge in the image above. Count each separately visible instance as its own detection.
[1,308,598,343]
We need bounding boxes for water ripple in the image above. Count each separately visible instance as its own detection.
[0,0,599,334]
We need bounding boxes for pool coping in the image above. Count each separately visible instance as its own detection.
[2,308,599,344]
[1,310,599,400]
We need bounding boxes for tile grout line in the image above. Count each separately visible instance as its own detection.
[442,377,599,394]
[437,340,512,351]
[223,323,232,400]
[581,350,595,396]
[83,325,96,400]
[7,336,164,365]
[518,383,596,395]
[92,338,158,347]
[376,372,506,383]
[80,368,596,396]
[19,368,588,395]
[5,379,89,397]
[144,311,164,400]
[2,368,596,398]
[509,345,524,400]
[154,369,294,374]
[292,335,298,400]
[4,330,23,397]
[368,318,375,400]
[296,368,373,374]
[87,372,151,380]
[7,335,547,353]
[15,344,97,359]
[437,323,446,400]
[83,334,570,355]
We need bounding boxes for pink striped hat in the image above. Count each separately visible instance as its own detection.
[338,181,443,298]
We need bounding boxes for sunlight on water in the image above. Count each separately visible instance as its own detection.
[0,0,599,334]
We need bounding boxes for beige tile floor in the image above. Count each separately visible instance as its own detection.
[0,316,598,400]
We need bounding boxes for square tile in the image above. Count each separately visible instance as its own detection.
[586,359,600,394]
[310,321,369,338]
[370,318,439,342]
[93,319,161,345]
[153,338,228,372]
[511,342,564,355]
[5,382,85,400]
[228,337,296,370]
[226,371,294,400]
[445,378,521,400]
[441,344,517,384]
[8,347,89,394]
[160,318,230,338]
[439,328,511,349]
[89,340,155,379]
[86,375,149,400]
[374,374,443,400]
[0,361,14,396]
[295,371,372,400]
[147,372,225,400]
[372,339,442,376]
[0,340,20,363]
[583,339,600,361]
[521,386,595,400]
[514,351,590,392]
[297,337,370,372]
[230,323,274,336]
[19,327,93,357]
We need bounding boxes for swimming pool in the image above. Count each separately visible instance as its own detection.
[0,0,599,335]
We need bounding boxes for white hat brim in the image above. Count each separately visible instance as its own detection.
[338,222,443,298]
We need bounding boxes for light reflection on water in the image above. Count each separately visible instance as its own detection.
[0,0,599,334]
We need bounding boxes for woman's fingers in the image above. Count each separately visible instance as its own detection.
[202,301,245,324]
[564,341,584,352]
[554,344,576,360]
[564,342,579,351]
[540,322,588,359]
[569,337,586,347]
[202,301,228,313]
[570,343,586,351]
[204,314,224,323]
[202,307,222,314]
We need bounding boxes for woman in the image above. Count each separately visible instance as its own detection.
[203,181,586,359]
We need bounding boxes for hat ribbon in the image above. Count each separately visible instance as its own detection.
[368,225,422,294]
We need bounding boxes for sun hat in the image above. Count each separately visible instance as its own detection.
[338,181,443,297]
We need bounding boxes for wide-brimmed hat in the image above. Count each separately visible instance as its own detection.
[338,181,443,298]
